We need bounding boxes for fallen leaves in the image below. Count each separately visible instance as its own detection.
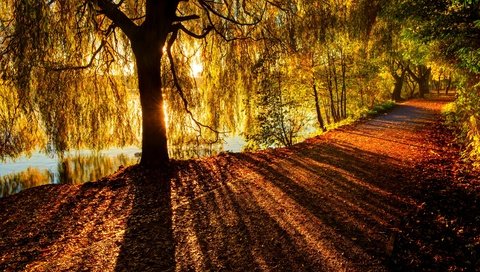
[0,98,478,271]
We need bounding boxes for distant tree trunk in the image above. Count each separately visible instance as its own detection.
[436,70,443,95]
[391,69,405,101]
[340,48,347,119]
[132,32,169,168]
[360,87,365,107]
[407,65,431,98]
[407,76,417,98]
[418,75,430,98]
[325,61,337,123]
[445,75,452,95]
[331,54,341,121]
[313,83,326,131]
[323,97,332,124]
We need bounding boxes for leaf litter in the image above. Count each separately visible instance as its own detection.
[0,97,478,271]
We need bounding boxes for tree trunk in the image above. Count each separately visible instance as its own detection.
[391,70,405,101]
[418,76,430,98]
[313,83,326,131]
[325,63,337,123]
[341,52,347,119]
[133,38,169,168]
[446,75,452,95]
[407,65,431,98]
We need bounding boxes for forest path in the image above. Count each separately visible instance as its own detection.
[0,97,455,271]
[168,97,450,271]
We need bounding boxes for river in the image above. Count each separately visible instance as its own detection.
[0,137,245,198]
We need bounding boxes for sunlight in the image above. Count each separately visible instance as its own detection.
[163,102,169,125]
[190,61,203,78]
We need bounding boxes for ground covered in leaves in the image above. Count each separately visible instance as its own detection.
[0,97,478,271]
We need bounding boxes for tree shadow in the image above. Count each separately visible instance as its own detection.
[157,141,420,271]
[170,157,324,271]
[114,168,175,271]
[0,176,134,271]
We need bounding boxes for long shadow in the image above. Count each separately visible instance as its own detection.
[159,144,419,270]
[0,176,134,270]
[171,157,324,271]
[234,152,401,267]
[115,168,175,271]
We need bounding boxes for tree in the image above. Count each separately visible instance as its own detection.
[405,64,431,98]
[387,58,406,101]
[0,1,267,168]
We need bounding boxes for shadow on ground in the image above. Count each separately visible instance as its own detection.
[115,169,175,271]
[0,99,449,271]
[113,100,444,271]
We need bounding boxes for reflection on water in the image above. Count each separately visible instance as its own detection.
[0,139,246,198]
[0,168,53,198]
[0,153,138,198]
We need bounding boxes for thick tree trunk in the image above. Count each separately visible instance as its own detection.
[407,65,431,98]
[341,53,347,119]
[391,70,405,101]
[418,77,430,98]
[133,39,169,168]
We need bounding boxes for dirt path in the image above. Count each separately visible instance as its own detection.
[0,98,458,271]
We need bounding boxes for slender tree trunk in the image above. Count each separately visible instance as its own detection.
[341,52,347,119]
[446,75,452,95]
[437,70,443,95]
[360,87,364,107]
[332,55,340,121]
[133,37,169,168]
[313,83,326,131]
[325,60,337,123]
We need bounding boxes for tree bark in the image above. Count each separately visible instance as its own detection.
[341,51,347,119]
[446,75,452,94]
[418,75,430,98]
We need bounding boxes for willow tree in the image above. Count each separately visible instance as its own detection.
[0,0,267,168]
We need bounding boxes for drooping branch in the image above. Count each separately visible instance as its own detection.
[45,40,107,71]
[198,0,267,26]
[166,26,224,141]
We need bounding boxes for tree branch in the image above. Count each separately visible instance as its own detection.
[93,0,138,39]
[174,23,214,39]
[45,40,106,71]
[198,0,265,26]
[174,15,200,22]
[166,27,224,141]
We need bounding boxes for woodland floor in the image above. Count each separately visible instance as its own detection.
[0,96,479,272]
